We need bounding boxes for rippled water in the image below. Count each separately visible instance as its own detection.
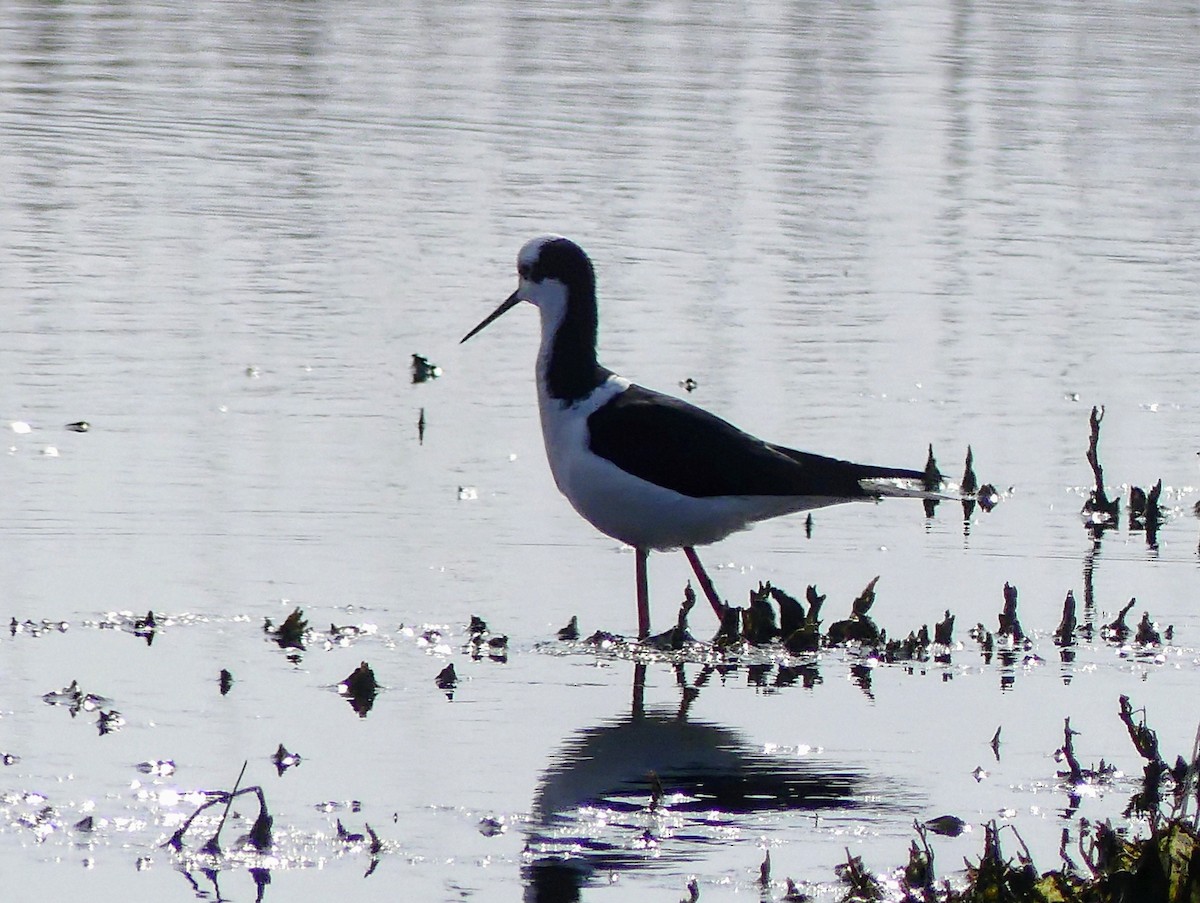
[2,1,1199,900]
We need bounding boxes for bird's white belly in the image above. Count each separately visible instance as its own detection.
[538,382,820,551]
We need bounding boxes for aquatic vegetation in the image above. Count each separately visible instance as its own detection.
[815,696,1200,903]
[338,661,379,717]
[266,607,309,652]
[410,353,441,383]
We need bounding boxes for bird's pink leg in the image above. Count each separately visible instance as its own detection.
[683,546,725,617]
[635,547,651,639]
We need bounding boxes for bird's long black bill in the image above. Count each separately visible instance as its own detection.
[460,291,521,343]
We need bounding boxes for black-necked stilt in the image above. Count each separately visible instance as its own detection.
[462,236,937,639]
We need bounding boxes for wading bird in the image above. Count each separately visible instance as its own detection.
[462,236,937,638]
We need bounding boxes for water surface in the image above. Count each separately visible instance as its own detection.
[2,1,1199,900]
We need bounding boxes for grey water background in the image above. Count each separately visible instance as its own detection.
[2,1,1199,900]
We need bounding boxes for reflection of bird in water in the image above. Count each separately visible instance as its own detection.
[463,237,945,638]
[523,664,866,901]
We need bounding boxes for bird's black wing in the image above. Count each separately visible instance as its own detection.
[587,384,921,499]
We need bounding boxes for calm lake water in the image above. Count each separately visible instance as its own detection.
[2,1,1199,900]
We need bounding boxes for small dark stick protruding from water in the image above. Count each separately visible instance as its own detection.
[961,446,978,521]
[744,582,780,645]
[1135,612,1161,646]
[468,615,488,639]
[933,610,954,646]
[435,663,457,696]
[273,743,301,775]
[1145,479,1163,548]
[991,726,1002,760]
[1061,718,1084,785]
[1055,591,1077,650]
[648,770,664,812]
[1129,485,1148,520]
[556,615,579,641]
[770,584,809,638]
[219,668,234,696]
[997,583,1024,643]
[759,849,771,888]
[133,610,156,642]
[1082,406,1119,527]
[340,661,379,717]
[923,443,941,518]
[417,407,426,444]
[804,512,813,538]
[1104,598,1137,642]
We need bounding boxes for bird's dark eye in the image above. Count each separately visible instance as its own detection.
[517,263,531,278]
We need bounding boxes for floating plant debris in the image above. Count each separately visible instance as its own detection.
[266,607,309,651]
[827,576,882,645]
[42,680,111,717]
[10,617,69,637]
[557,615,580,641]
[478,816,506,837]
[64,421,90,432]
[97,709,124,735]
[849,696,1200,903]
[335,819,365,843]
[411,353,441,383]
[645,584,698,651]
[997,582,1025,644]
[338,661,379,717]
[135,759,176,777]
[133,610,156,644]
[434,663,457,697]
[166,763,273,856]
[272,743,301,776]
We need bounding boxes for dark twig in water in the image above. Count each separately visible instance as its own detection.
[997,583,1025,643]
[901,820,936,895]
[205,761,245,854]
[1055,591,1077,647]
[961,445,978,521]
[835,848,884,900]
[1103,598,1137,642]
[1061,719,1084,785]
[1082,406,1119,528]
[163,763,273,856]
[266,607,308,652]
[556,615,580,641]
[923,443,942,518]
[339,661,379,717]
